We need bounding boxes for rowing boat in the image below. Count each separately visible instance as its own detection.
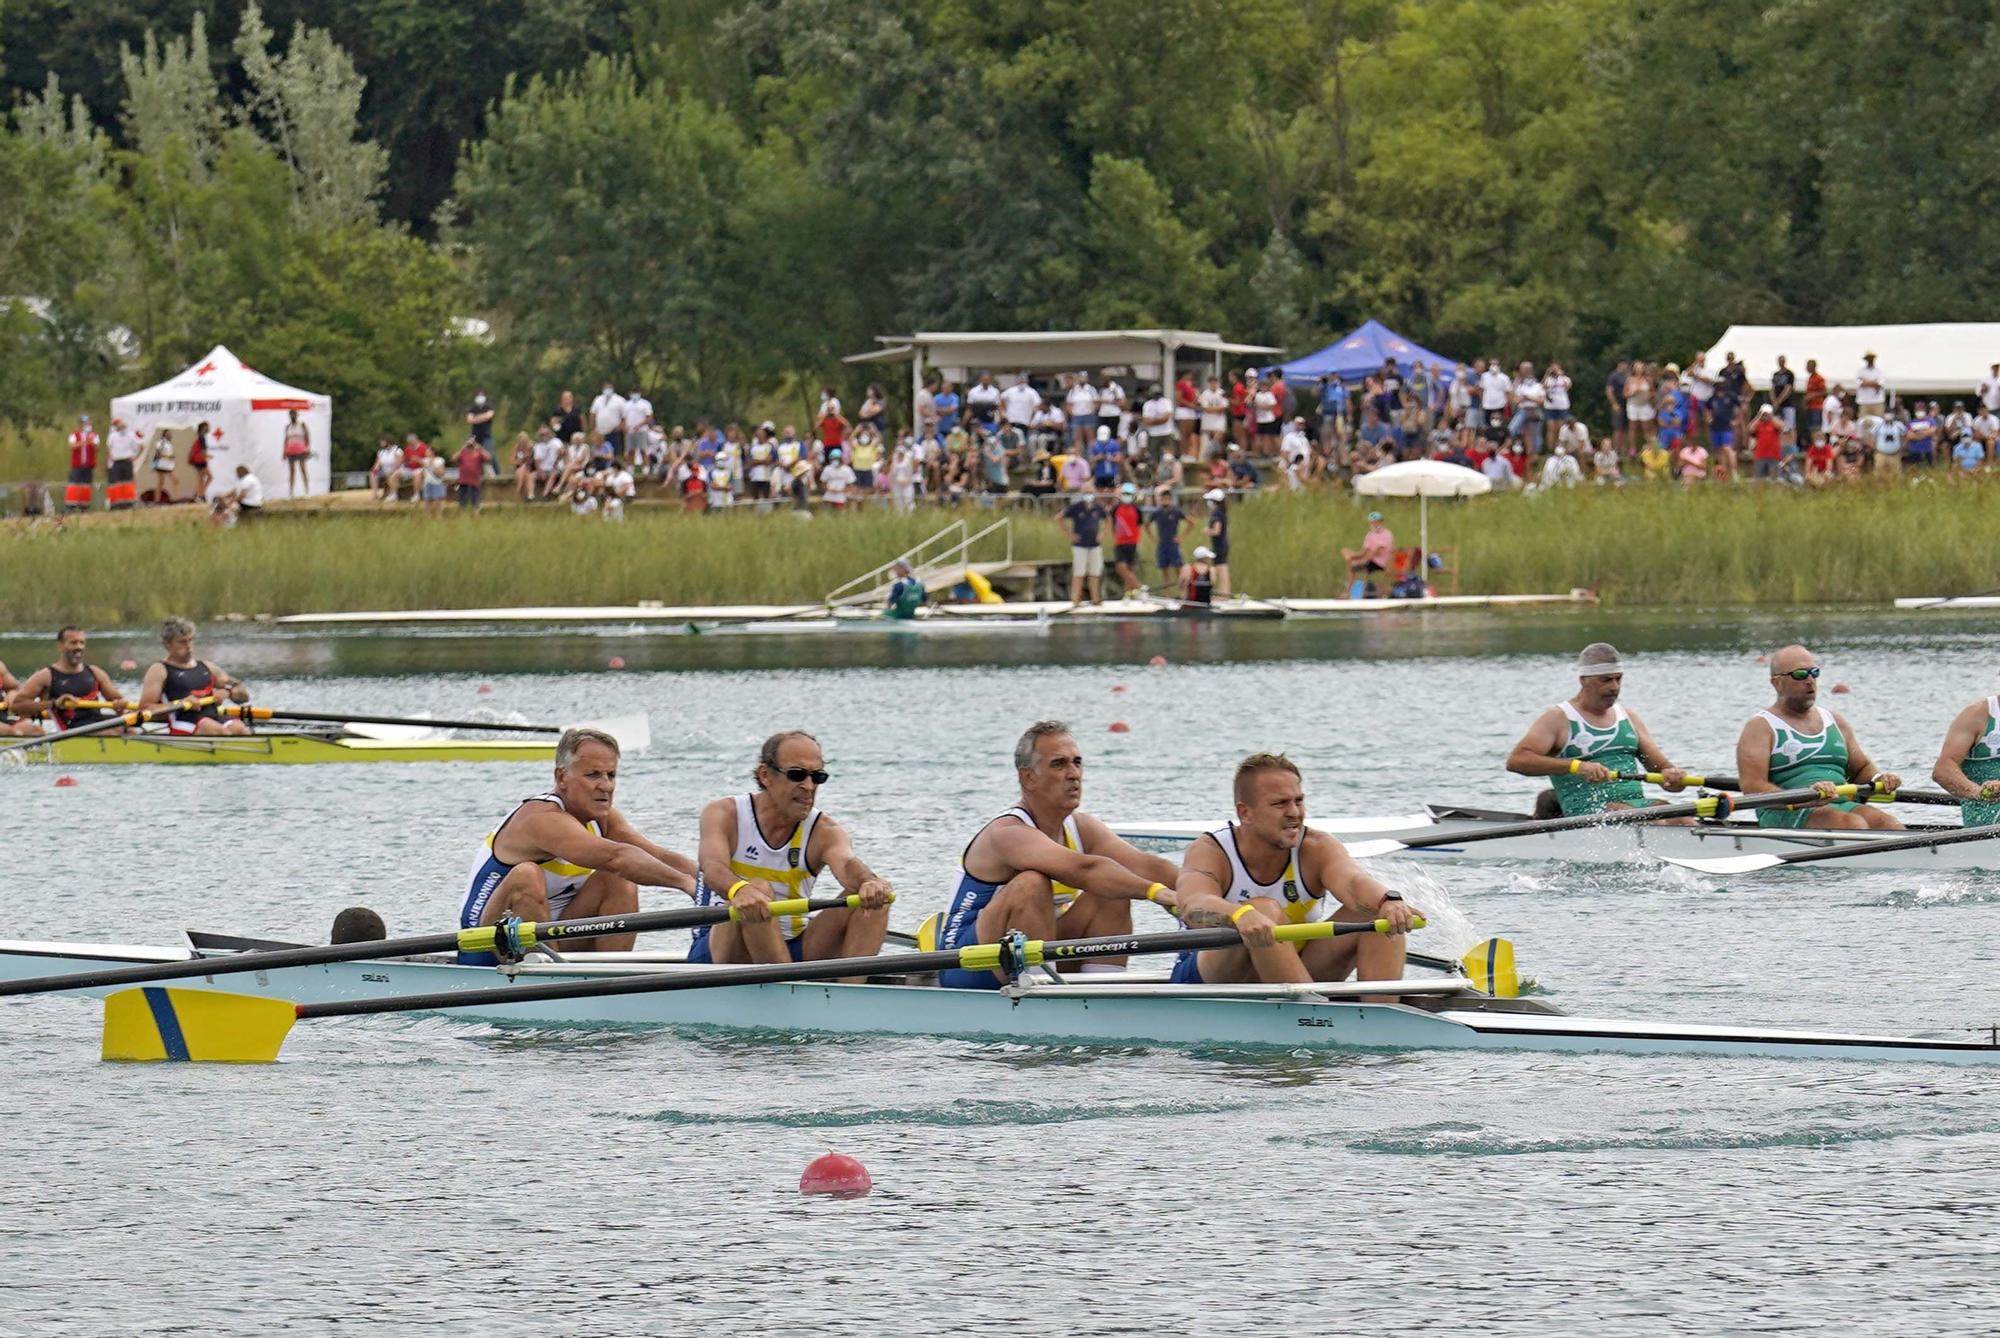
[2,934,1991,1065]
[1110,802,2000,871]
[12,733,555,766]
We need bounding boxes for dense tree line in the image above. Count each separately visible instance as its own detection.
[2,0,1993,469]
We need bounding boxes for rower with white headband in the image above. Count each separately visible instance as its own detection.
[1504,642,1692,816]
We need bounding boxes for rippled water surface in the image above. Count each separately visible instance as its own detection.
[2,608,1996,1335]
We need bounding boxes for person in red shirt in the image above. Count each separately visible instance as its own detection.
[1803,359,1827,438]
[393,433,429,501]
[1750,405,1784,480]
[453,437,490,509]
[65,414,99,511]
[1228,374,1249,454]
[1804,431,1834,485]
[1110,481,1145,595]
[1173,373,1198,459]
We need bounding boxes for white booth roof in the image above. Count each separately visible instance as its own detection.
[1702,323,2000,395]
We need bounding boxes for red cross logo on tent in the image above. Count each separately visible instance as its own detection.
[195,361,217,376]
[210,427,224,441]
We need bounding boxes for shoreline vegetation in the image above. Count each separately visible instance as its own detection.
[2,481,1995,627]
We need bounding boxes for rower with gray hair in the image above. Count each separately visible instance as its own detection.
[934,720,1184,989]
[1504,642,1692,817]
[457,725,698,966]
[687,729,893,981]
[135,616,251,736]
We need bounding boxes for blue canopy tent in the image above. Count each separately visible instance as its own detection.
[1276,320,1457,386]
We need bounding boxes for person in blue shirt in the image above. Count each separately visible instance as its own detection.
[1318,376,1348,452]
[933,381,962,439]
[1657,382,1688,455]
[1952,432,1985,476]
[1062,491,1107,603]
[1088,426,1123,490]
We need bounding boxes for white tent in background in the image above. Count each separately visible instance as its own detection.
[111,346,333,498]
[1701,324,2000,396]
[1352,459,1491,558]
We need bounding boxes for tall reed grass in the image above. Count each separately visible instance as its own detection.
[2,478,1992,626]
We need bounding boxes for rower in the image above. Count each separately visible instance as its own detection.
[1736,645,1902,831]
[687,730,892,982]
[1930,694,2000,828]
[458,726,698,965]
[330,907,387,944]
[136,617,250,735]
[935,720,1180,988]
[1504,642,1689,816]
[7,627,123,733]
[0,660,40,736]
[1169,753,1415,999]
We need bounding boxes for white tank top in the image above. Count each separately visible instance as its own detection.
[480,792,599,911]
[1207,822,1324,925]
[729,792,823,939]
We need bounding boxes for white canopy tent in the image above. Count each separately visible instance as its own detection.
[1701,324,2000,397]
[845,330,1282,427]
[111,345,333,498]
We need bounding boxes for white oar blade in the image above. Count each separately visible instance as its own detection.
[582,713,651,753]
[1342,838,1411,860]
[343,719,436,741]
[1660,851,1787,875]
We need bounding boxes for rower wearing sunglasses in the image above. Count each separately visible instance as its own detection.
[688,730,892,980]
[1736,644,1903,831]
[935,720,1181,988]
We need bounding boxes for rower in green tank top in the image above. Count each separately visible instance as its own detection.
[1930,694,2000,827]
[1505,642,1692,817]
[1736,644,1904,831]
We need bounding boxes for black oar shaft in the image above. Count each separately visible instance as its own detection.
[0,898,852,997]
[1398,785,1833,850]
[225,707,561,735]
[296,922,1390,1021]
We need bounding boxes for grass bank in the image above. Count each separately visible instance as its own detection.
[2,479,1995,625]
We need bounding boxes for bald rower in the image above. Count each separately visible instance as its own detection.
[1506,643,1690,816]
[1169,753,1416,999]
[935,720,1180,988]
[458,726,697,964]
[1736,645,1902,830]
[689,730,892,981]
[1931,694,2000,828]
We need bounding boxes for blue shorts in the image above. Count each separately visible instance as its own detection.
[685,931,806,965]
[1169,949,1204,984]
[1660,428,1683,450]
[458,857,510,966]
[1157,543,1183,569]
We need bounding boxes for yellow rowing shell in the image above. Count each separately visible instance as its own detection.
[30,734,555,766]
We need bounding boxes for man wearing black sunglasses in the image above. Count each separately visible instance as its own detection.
[935,720,1182,988]
[1737,645,1903,831]
[689,730,891,980]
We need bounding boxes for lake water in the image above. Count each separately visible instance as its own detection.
[2,608,1996,1335]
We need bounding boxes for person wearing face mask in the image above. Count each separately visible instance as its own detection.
[686,731,892,980]
[590,381,628,458]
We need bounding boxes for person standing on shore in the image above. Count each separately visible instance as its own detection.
[1604,359,1630,455]
[1063,488,1106,604]
[453,437,489,510]
[1203,487,1232,597]
[281,409,312,497]
[1769,356,1796,444]
[64,414,99,512]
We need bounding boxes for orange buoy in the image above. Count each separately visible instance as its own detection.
[476,683,493,694]
[608,656,626,670]
[119,659,138,671]
[1754,655,1768,664]
[1108,721,1131,733]
[799,1153,872,1199]
[1147,655,1167,667]
[1830,682,1850,694]
[54,775,78,788]
[1111,684,1127,693]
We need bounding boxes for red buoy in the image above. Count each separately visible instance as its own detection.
[53,775,78,788]
[1108,721,1130,733]
[1147,655,1167,667]
[476,683,494,695]
[1110,684,1127,693]
[608,656,627,670]
[119,659,138,671]
[799,1153,872,1198]
[1831,681,1850,694]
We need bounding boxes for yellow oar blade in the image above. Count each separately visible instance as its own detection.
[1462,938,1519,998]
[915,911,940,952]
[102,987,297,1063]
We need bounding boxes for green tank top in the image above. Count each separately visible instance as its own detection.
[1960,694,2000,827]
[1756,706,1853,828]
[1549,702,1644,815]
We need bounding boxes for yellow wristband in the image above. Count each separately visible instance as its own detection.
[1144,882,1167,903]
[724,879,749,902]
[1229,903,1257,925]
[1568,759,1581,775]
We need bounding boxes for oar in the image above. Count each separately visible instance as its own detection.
[1341,785,1854,859]
[1659,822,2000,875]
[0,694,216,755]
[102,917,1423,1062]
[220,706,650,751]
[0,895,861,998]
[1603,769,1732,788]
[1611,772,1960,808]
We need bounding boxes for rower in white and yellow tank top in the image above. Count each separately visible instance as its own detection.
[458,792,601,964]
[723,792,823,940]
[1202,820,1326,925]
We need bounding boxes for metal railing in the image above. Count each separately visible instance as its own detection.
[824,517,1015,606]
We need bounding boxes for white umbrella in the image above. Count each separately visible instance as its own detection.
[1351,459,1491,558]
